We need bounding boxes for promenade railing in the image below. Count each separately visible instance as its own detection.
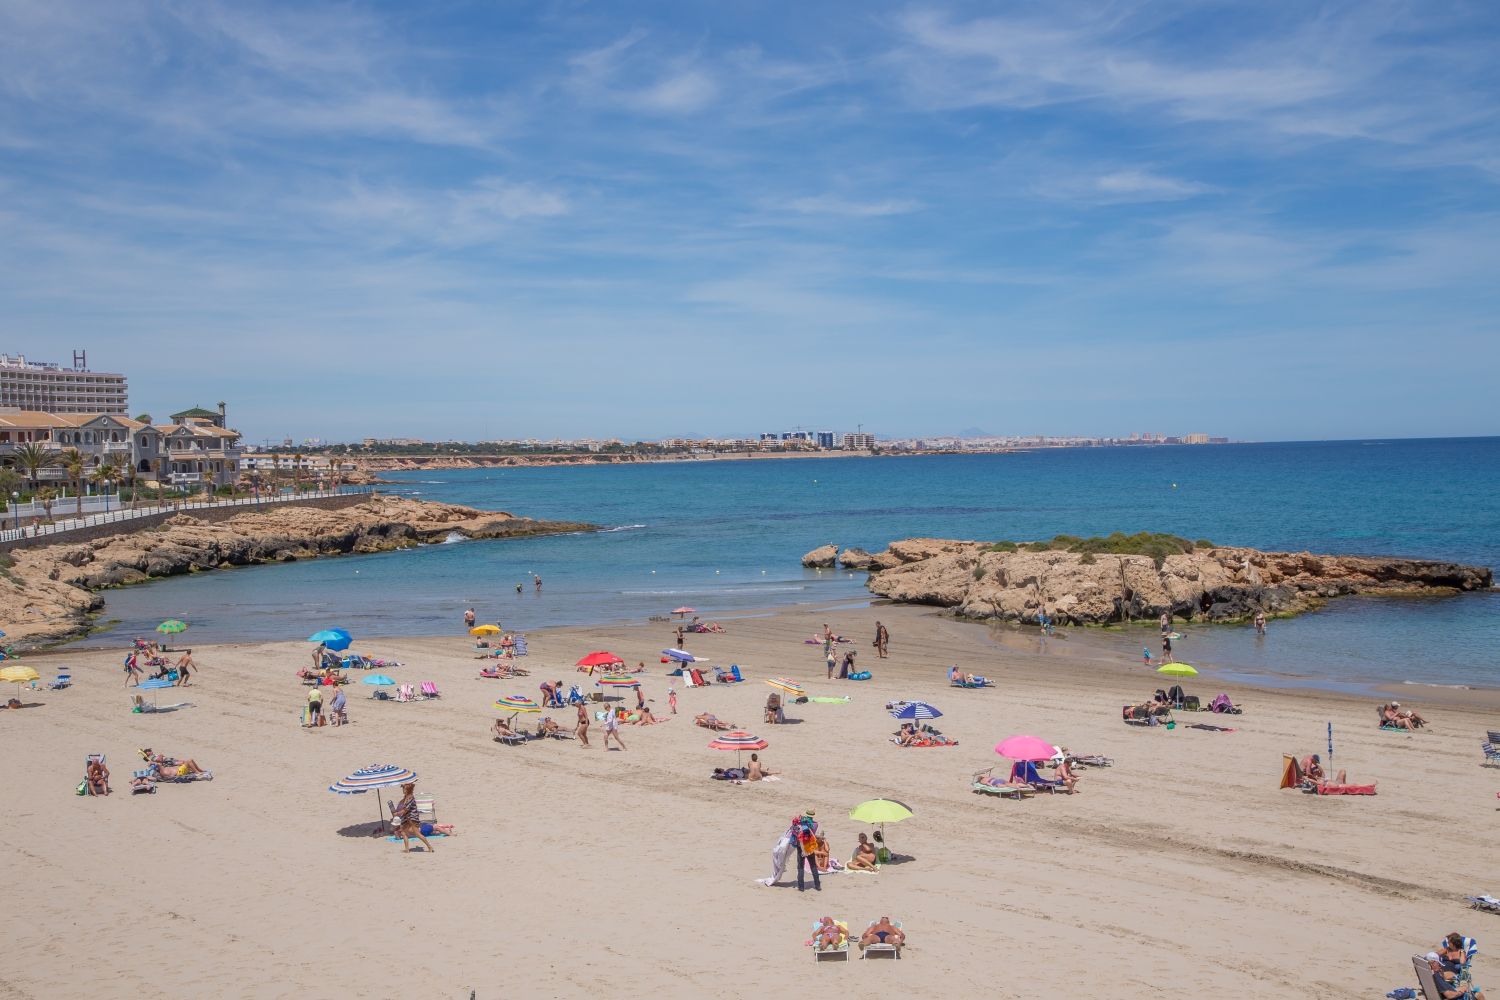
[0,486,373,547]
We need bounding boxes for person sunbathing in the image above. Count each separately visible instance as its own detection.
[149,758,208,778]
[537,717,562,737]
[764,693,783,724]
[694,713,734,730]
[710,767,746,781]
[859,916,904,949]
[746,753,777,780]
[813,916,845,951]
[813,835,843,874]
[633,706,662,725]
[1391,702,1427,728]
[847,833,879,871]
[894,723,920,746]
[492,717,522,741]
[86,758,111,796]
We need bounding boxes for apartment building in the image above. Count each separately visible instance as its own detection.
[0,408,242,490]
[0,354,128,414]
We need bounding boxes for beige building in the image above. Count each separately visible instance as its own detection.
[0,407,243,491]
[0,354,127,414]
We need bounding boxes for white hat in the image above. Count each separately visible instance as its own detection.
[1425,952,1440,962]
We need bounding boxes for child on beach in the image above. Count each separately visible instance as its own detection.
[667,686,677,714]
[1142,646,1153,666]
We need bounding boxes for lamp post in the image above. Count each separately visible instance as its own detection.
[103,479,112,513]
[10,491,18,530]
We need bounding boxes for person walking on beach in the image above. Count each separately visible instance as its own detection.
[635,685,646,712]
[1142,646,1153,667]
[392,781,434,853]
[667,686,677,715]
[174,650,195,686]
[602,705,626,750]
[575,701,590,747]
[1161,634,1173,663]
[794,811,821,892]
[463,608,475,629]
[874,621,889,658]
[124,651,142,686]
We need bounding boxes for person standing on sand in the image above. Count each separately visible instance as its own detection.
[464,608,475,628]
[840,650,855,679]
[124,651,142,686]
[794,811,821,892]
[1142,646,1153,667]
[392,782,434,853]
[874,621,889,658]
[602,705,626,750]
[667,685,677,714]
[1160,612,1170,635]
[825,647,836,679]
[675,625,686,648]
[575,701,590,747]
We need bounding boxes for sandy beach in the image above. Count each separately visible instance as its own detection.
[4,602,1494,999]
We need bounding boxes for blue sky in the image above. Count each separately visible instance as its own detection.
[1,1,1497,443]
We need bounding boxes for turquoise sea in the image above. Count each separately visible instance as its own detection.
[91,438,1500,690]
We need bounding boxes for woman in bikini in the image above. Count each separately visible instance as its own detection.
[575,701,590,747]
[847,833,879,871]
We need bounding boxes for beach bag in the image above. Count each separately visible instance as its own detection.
[76,780,88,796]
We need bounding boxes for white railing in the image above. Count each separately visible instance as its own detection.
[0,486,372,546]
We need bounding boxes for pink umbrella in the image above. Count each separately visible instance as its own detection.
[672,607,696,616]
[994,735,1056,762]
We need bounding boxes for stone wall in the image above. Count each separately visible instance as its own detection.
[0,493,371,554]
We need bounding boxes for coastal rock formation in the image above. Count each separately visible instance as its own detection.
[854,539,1492,625]
[0,497,594,646]
[837,547,875,570]
[801,544,839,568]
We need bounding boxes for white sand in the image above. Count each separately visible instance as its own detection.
[4,603,1493,999]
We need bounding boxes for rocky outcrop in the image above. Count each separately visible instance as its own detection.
[837,547,875,570]
[0,497,595,646]
[801,544,839,568]
[856,539,1492,625]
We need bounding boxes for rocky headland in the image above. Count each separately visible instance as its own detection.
[1,496,594,646]
[803,537,1492,624]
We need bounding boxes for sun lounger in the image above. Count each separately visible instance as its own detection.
[1123,704,1172,726]
[860,920,903,959]
[810,920,851,963]
[493,732,527,746]
[420,681,440,699]
[689,668,708,687]
[1412,953,1445,1000]
[1467,895,1500,914]
[396,684,416,702]
[1011,760,1066,792]
[971,768,1036,799]
[49,671,71,690]
[130,769,157,794]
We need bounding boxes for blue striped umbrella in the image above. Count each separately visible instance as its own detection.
[891,702,943,721]
[329,764,418,831]
[137,676,175,708]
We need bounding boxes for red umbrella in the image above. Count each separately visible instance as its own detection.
[576,651,625,668]
[672,607,696,616]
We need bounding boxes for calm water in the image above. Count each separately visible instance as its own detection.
[92,439,1500,688]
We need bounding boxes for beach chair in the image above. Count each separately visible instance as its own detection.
[1468,895,1500,914]
[860,920,903,959]
[396,684,416,703]
[415,796,436,824]
[48,671,71,689]
[810,920,851,963]
[1483,741,1500,766]
[680,670,701,689]
[420,681,440,699]
[83,753,107,795]
[1412,953,1447,1000]
[971,768,1035,799]
[689,668,708,687]
[130,769,157,794]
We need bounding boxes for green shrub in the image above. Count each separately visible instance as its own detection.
[972,566,987,580]
[1079,552,1096,564]
[984,541,1018,553]
[1194,539,1216,549]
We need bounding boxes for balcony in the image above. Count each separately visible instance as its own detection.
[170,473,203,484]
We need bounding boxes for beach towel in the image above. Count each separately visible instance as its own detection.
[1312,782,1377,795]
[808,696,850,704]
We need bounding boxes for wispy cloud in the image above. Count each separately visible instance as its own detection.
[780,195,923,217]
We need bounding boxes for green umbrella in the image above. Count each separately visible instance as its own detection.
[1156,663,1197,677]
[156,620,189,634]
[849,799,913,863]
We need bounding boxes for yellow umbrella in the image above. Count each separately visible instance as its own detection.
[470,624,502,637]
[0,664,40,700]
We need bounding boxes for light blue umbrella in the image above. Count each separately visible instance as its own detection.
[137,676,175,709]
[891,701,943,721]
[362,675,395,687]
[309,629,352,651]
[663,648,704,663]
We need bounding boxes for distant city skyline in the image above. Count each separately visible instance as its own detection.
[2,3,1497,441]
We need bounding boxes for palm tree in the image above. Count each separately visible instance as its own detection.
[15,442,56,494]
[293,453,304,493]
[59,448,87,516]
[92,462,119,508]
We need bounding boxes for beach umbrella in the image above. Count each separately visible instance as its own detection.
[891,702,942,721]
[328,763,418,833]
[156,620,188,635]
[708,730,767,767]
[765,677,805,698]
[995,735,1057,782]
[576,651,625,668]
[308,629,352,651]
[136,676,175,708]
[469,624,501,637]
[849,798,914,856]
[672,607,696,617]
[0,664,38,700]
[494,695,541,713]
[1156,663,1198,677]
[663,648,704,663]
[361,674,396,687]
